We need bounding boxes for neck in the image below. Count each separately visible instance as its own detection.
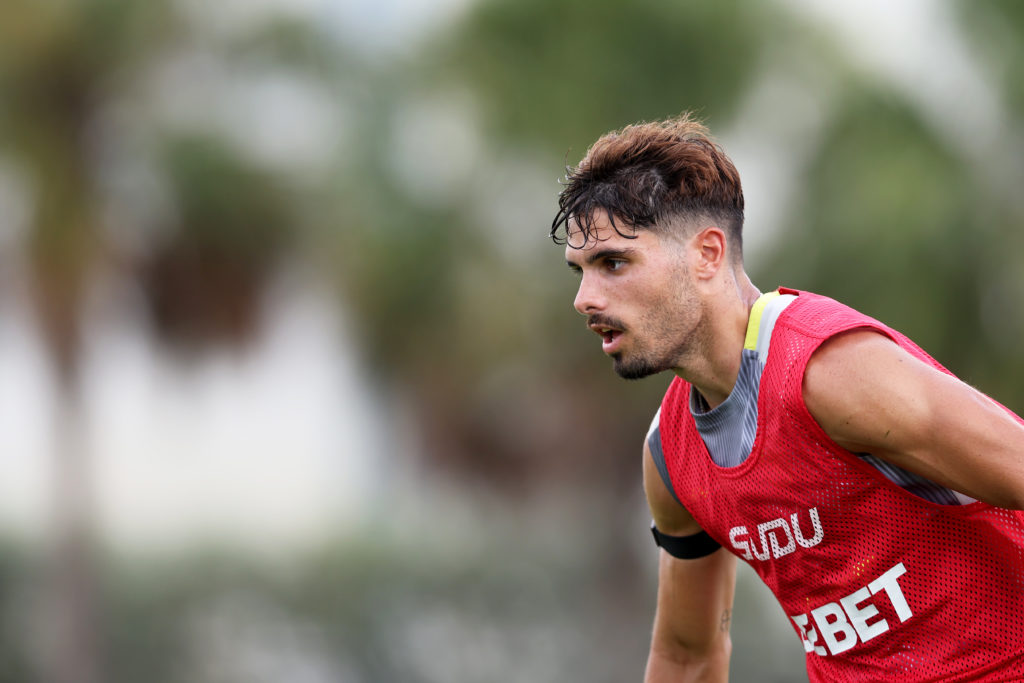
[676,271,762,409]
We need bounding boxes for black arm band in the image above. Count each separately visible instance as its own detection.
[650,522,722,559]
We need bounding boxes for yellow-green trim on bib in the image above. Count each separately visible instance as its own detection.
[743,290,781,351]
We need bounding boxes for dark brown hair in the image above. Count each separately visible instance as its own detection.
[551,113,745,257]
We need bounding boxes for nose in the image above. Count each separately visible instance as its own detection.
[573,273,605,316]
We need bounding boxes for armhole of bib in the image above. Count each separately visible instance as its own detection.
[646,408,682,505]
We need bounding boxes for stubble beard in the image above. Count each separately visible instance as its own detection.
[611,302,706,381]
[612,353,665,380]
[611,336,694,380]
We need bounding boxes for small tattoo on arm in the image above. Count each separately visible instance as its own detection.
[720,609,731,632]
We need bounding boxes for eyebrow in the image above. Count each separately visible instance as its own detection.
[565,247,635,269]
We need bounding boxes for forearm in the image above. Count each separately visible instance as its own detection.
[644,584,733,683]
[643,549,736,683]
[644,636,731,683]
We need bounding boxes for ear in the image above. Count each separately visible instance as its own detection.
[690,226,728,279]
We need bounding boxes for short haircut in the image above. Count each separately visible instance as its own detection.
[551,113,745,258]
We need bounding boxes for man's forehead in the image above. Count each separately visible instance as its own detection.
[564,223,617,260]
[564,224,655,266]
[565,211,635,246]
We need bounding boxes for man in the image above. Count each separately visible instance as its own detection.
[552,113,1024,682]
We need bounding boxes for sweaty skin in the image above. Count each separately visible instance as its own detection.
[803,329,1024,510]
[565,212,759,407]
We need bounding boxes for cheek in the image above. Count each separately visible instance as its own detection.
[644,277,695,325]
[632,285,674,328]
[648,273,686,306]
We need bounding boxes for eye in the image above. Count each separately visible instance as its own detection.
[605,258,627,272]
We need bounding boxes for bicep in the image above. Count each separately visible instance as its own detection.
[803,329,1024,509]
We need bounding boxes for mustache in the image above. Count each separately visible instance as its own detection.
[587,314,626,331]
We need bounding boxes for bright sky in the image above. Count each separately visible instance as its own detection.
[0,267,386,554]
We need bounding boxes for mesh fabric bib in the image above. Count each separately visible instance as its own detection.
[659,290,1024,682]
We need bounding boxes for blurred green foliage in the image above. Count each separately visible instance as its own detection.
[436,0,773,153]
[956,0,1024,120]
[756,76,1024,400]
[144,135,294,350]
[758,92,980,360]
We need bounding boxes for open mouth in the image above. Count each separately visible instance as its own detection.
[604,329,623,349]
[590,324,624,354]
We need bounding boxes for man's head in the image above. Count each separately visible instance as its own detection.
[551,112,744,262]
[555,114,748,381]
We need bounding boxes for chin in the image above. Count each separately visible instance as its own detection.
[612,355,663,381]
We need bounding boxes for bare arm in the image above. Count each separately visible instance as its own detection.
[803,330,1024,510]
[643,440,737,682]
